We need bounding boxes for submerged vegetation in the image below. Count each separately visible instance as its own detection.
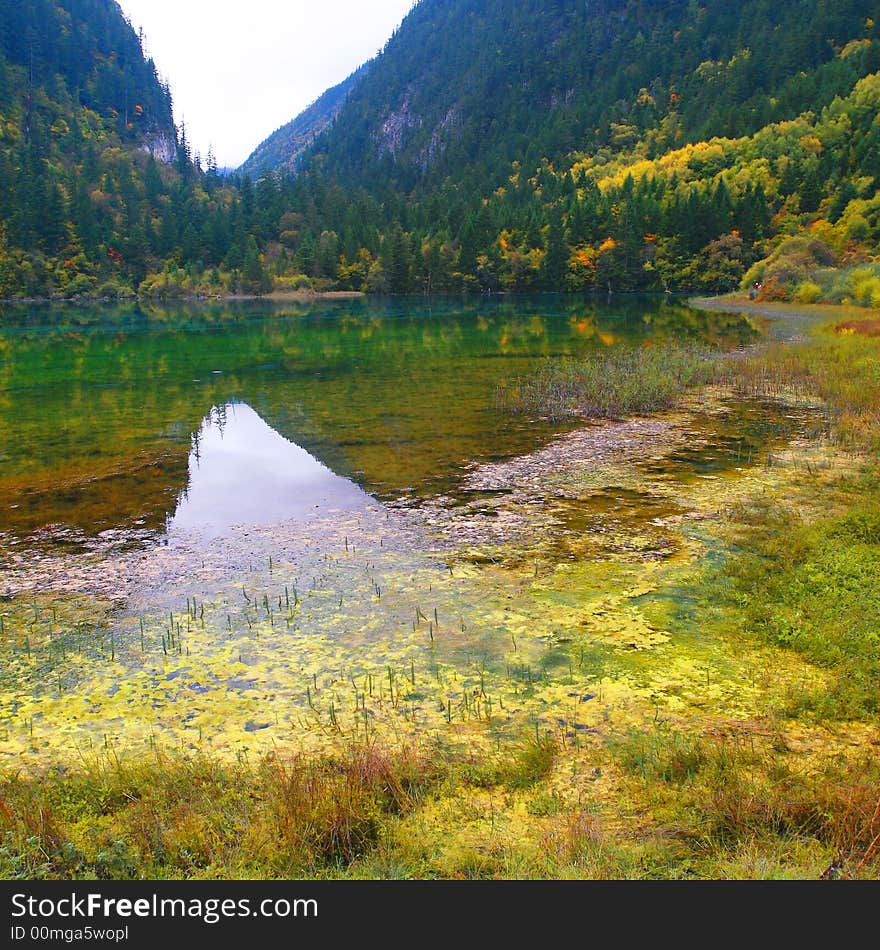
[729,328,880,450]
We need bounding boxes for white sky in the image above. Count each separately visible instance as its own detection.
[116,1,416,169]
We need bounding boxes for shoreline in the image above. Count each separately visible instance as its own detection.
[3,289,879,316]
[690,293,880,324]
[0,289,367,306]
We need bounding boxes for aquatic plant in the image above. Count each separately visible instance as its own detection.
[497,345,724,420]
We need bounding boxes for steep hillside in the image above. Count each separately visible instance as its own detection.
[2,0,877,302]
[0,0,175,149]
[292,0,879,196]
[240,64,368,178]
[0,0,249,299]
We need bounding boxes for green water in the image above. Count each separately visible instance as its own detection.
[0,294,758,542]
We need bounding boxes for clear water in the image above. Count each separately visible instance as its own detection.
[5,295,835,765]
[0,294,759,544]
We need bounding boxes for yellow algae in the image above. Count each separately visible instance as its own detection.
[581,601,670,651]
[0,414,839,767]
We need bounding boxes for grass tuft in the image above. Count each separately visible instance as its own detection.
[496,344,723,420]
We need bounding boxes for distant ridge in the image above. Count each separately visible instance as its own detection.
[239,64,370,177]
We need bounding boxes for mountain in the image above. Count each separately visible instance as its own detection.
[0,0,175,151]
[263,0,879,194]
[240,64,369,178]
[0,0,251,299]
[1,0,878,303]
[235,0,878,299]
[0,0,178,296]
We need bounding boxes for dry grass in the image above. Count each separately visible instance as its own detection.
[2,727,879,879]
[607,726,880,879]
[723,331,880,450]
[836,318,880,336]
[0,743,442,879]
[496,344,723,420]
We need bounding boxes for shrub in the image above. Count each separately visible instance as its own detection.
[793,280,822,303]
[273,273,312,292]
[96,278,134,299]
[65,273,98,297]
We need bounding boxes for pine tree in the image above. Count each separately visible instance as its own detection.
[542,212,567,289]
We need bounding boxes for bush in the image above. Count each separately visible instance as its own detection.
[851,272,880,308]
[65,273,98,297]
[793,280,822,303]
[742,237,839,298]
[138,268,186,299]
[96,278,134,299]
[273,274,312,292]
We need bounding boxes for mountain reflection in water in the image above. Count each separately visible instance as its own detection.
[167,402,373,536]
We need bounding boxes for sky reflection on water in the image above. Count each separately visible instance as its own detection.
[168,402,372,537]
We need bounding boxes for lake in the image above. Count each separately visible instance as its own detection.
[5,293,823,764]
[0,294,757,545]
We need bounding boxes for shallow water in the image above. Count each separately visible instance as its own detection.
[168,402,372,536]
[6,294,836,765]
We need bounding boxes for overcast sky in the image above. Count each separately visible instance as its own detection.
[117,1,416,169]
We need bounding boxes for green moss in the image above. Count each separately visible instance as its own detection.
[697,477,880,720]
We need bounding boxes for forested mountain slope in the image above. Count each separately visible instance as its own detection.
[1,0,878,302]
[229,0,879,300]
[240,65,368,178]
[0,0,174,146]
[294,0,878,196]
[0,0,242,298]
